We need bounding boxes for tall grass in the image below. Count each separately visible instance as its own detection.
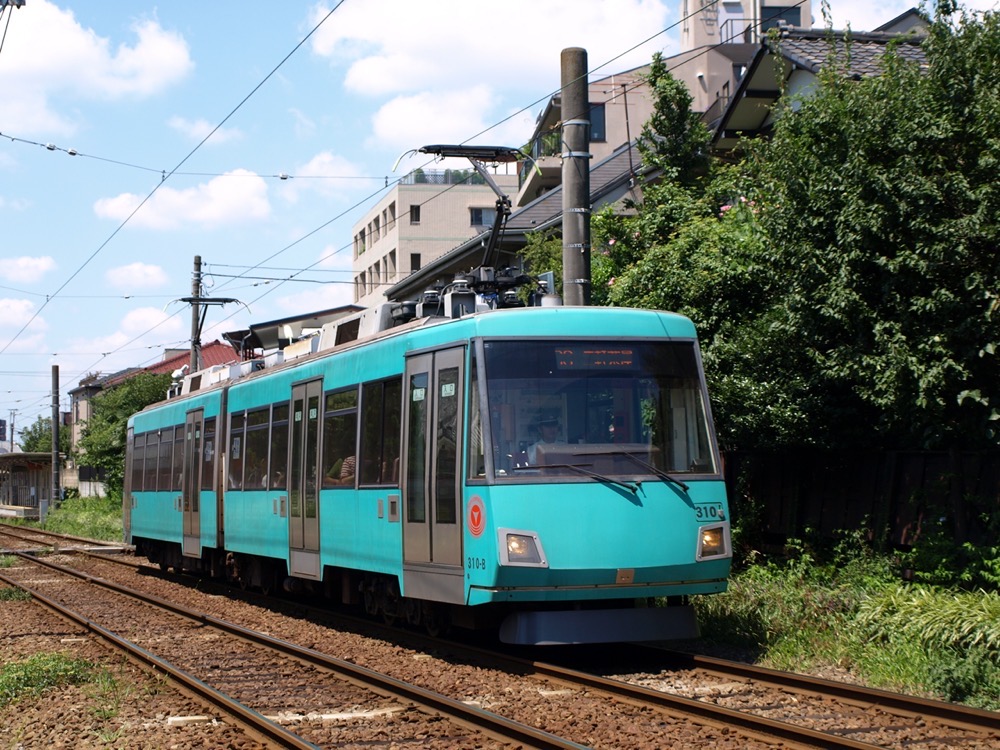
[41,496,122,542]
[694,532,1000,709]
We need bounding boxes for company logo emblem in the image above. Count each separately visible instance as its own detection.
[468,495,485,537]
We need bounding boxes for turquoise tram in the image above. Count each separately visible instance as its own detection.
[125,301,731,644]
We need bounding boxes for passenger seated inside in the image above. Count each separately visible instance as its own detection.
[324,455,355,486]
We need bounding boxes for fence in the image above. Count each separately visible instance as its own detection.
[723,450,1000,548]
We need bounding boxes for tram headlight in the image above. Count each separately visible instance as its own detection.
[696,523,731,561]
[498,528,547,567]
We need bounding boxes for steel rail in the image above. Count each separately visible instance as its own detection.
[659,649,1000,735]
[0,567,320,750]
[7,552,587,750]
[76,551,891,749]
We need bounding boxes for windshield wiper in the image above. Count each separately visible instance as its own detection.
[512,463,638,494]
[594,450,689,493]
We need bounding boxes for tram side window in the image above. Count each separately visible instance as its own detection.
[228,413,245,490]
[323,389,358,488]
[156,428,173,491]
[200,419,216,491]
[244,408,270,489]
[360,378,402,485]
[172,425,184,491]
[467,352,485,479]
[143,432,158,490]
[406,372,428,523]
[269,404,289,490]
[132,433,145,491]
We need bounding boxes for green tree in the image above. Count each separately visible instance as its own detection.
[77,373,171,499]
[742,8,1000,449]
[17,416,70,454]
[636,51,712,184]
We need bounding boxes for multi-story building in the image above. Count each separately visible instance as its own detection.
[515,65,655,208]
[351,169,518,309]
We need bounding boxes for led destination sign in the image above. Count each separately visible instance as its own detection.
[554,347,636,370]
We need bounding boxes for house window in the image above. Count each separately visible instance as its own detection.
[470,207,497,226]
[410,204,421,224]
[410,253,421,272]
[590,102,606,142]
[761,5,801,31]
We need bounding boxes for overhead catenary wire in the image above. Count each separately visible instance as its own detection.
[5,1,810,424]
[0,0,350,361]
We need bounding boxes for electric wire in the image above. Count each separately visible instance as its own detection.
[5,1,810,424]
[0,0,349,361]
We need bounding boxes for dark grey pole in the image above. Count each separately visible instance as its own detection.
[49,365,60,518]
[190,255,202,372]
[561,47,591,306]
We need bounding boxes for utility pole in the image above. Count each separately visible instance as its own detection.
[180,256,239,372]
[48,364,59,520]
[190,255,202,373]
[561,46,592,306]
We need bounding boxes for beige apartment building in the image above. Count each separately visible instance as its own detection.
[677,0,814,122]
[351,169,517,309]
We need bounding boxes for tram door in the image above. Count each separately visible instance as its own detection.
[181,410,203,558]
[401,347,465,603]
[288,380,322,579]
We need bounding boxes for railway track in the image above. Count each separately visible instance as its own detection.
[10,548,998,748]
[0,550,586,749]
[0,522,122,553]
[3,532,1000,750]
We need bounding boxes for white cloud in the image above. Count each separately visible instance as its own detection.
[0,256,57,284]
[280,151,374,203]
[118,306,183,337]
[371,85,514,152]
[0,298,39,328]
[94,170,271,229]
[0,298,47,353]
[827,2,998,31]
[274,283,355,314]
[106,262,169,289]
[63,306,186,373]
[310,1,673,97]
[0,1,193,135]
[167,116,243,144]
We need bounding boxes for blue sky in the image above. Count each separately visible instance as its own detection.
[0,0,994,432]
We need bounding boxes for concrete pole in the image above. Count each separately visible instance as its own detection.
[561,47,592,306]
[190,255,202,373]
[48,364,59,519]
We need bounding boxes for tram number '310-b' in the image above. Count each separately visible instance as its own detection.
[467,556,488,571]
[695,503,725,521]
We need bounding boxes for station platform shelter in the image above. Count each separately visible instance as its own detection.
[0,452,55,521]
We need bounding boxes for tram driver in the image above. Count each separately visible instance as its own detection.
[516,413,564,466]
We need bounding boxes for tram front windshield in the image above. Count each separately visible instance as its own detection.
[474,340,718,480]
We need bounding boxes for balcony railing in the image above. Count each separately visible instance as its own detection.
[719,18,758,45]
[399,168,486,186]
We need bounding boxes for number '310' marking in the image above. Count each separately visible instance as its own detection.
[695,504,724,520]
